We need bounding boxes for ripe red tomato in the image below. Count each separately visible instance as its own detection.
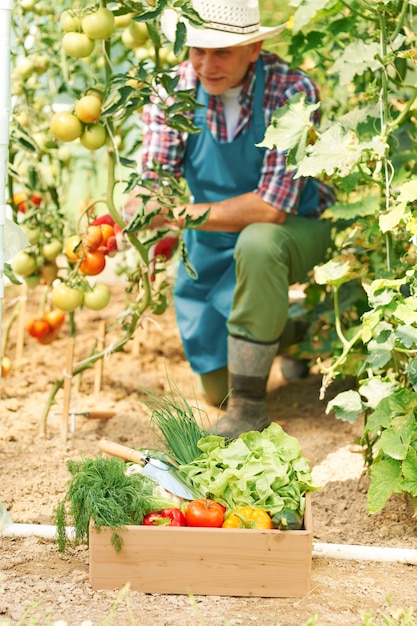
[36,328,58,345]
[13,191,27,213]
[44,309,65,331]
[79,249,106,276]
[185,499,225,528]
[83,225,103,250]
[27,317,52,339]
[99,223,115,246]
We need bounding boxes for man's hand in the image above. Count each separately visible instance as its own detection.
[123,187,168,229]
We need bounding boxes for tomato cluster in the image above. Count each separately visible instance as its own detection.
[64,214,121,277]
[50,91,106,151]
[27,308,66,344]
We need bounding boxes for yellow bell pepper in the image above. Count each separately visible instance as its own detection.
[222,506,273,529]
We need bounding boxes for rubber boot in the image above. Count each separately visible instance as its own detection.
[210,335,279,439]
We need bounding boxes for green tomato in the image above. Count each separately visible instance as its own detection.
[80,124,107,150]
[11,251,38,277]
[50,111,83,142]
[22,225,41,245]
[60,10,82,32]
[81,8,115,40]
[83,284,111,310]
[51,283,84,312]
[62,32,95,58]
[24,273,42,289]
[42,239,63,262]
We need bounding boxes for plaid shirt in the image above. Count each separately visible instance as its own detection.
[141,51,335,214]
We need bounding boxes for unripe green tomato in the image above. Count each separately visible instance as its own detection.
[41,239,63,262]
[80,124,107,150]
[50,111,83,142]
[83,284,111,310]
[22,225,41,245]
[62,32,95,58]
[81,8,115,40]
[24,273,41,289]
[11,251,38,277]
[51,283,84,312]
[60,10,82,32]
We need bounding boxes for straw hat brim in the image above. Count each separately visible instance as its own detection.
[161,9,287,49]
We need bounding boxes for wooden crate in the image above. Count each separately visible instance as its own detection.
[89,494,312,598]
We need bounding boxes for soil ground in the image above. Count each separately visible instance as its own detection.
[1,276,416,626]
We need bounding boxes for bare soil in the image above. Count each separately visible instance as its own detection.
[1,277,416,626]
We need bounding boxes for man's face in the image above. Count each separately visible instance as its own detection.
[188,42,263,95]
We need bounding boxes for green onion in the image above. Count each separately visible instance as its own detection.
[141,381,208,466]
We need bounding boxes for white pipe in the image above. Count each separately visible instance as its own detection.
[0,0,13,384]
[312,542,417,565]
[1,524,417,565]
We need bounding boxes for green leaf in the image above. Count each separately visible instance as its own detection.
[168,113,202,134]
[314,255,361,287]
[179,239,198,280]
[326,390,364,423]
[397,179,417,203]
[322,195,380,222]
[405,359,417,391]
[295,125,363,178]
[290,0,330,33]
[359,379,398,410]
[4,263,22,285]
[367,457,402,514]
[256,92,319,159]
[329,41,383,85]
[394,298,417,325]
[374,414,415,460]
[365,389,417,436]
[396,324,417,348]
[400,446,417,497]
[379,202,407,233]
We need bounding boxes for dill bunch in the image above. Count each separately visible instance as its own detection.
[54,456,177,553]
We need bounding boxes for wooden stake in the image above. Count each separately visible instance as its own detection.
[61,337,75,442]
[94,320,106,396]
[15,283,28,363]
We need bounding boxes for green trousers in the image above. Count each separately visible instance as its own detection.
[199,215,332,405]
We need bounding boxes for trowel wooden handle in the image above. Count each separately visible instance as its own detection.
[99,439,145,465]
[83,410,115,419]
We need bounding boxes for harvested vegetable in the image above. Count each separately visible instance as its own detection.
[222,507,273,529]
[54,457,178,552]
[178,422,320,518]
[142,382,208,465]
[184,498,225,528]
[142,508,187,526]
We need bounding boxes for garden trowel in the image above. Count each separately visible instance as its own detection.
[98,438,199,500]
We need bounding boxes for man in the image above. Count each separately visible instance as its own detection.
[135,0,334,438]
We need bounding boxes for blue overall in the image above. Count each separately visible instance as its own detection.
[174,58,320,375]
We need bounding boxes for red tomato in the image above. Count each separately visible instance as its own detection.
[99,223,115,246]
[44,309,65,331]
[83,225,103,250]
[79,249,106,276]
[64,235,83,262]
[36,328,58,345]
[13,191,27,213]
[30,192,42,206]
[27,317,52,339]
[185,499,225,528]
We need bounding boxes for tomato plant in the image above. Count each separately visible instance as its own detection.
[185,499,225,528]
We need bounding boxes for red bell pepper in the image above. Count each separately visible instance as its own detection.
[142,508,187,527]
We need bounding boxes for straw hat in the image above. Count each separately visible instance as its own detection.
[161,0,287,49]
